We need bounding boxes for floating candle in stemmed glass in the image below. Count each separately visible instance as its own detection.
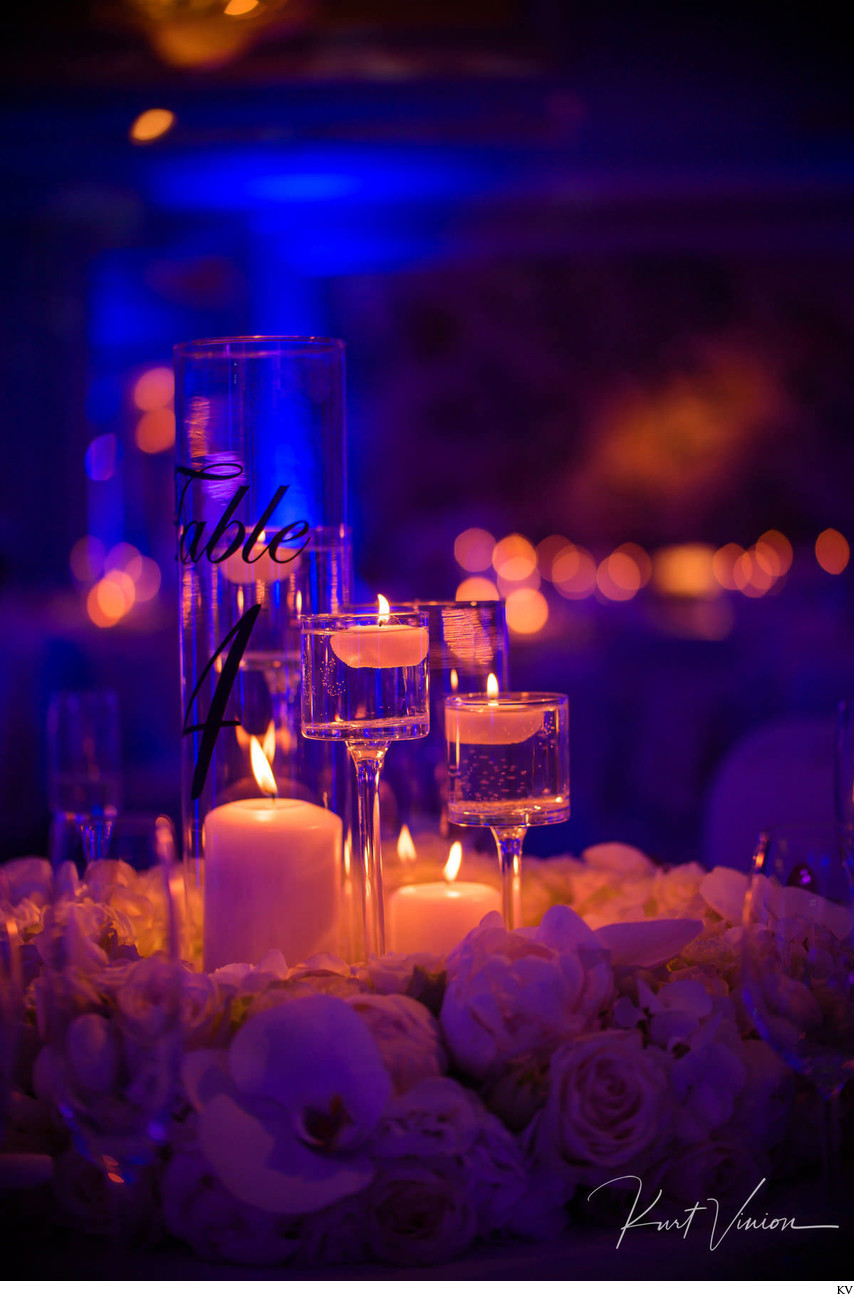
[445,677,569,929]
[301,597,430,957]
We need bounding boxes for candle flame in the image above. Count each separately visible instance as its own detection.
[250,736,277,796]
[262,720,276,763]
[443,842,463,883]
[450,667,459,691]
[295,590,302,617]
[486,673,499,699]
[378,593,390,625]
[397,824,417,862]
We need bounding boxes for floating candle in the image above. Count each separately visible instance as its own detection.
[445,700,544,746]
[329,624,429,670]
[328,595,430,670]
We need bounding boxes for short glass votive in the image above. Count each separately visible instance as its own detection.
[445,691,570,928]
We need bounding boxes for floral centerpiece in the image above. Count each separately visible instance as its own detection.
[0,845,834,1268]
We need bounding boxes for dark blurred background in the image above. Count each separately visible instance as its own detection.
[1,0,853,866]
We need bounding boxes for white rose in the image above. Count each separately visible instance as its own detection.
[441,907,613,1079]
[365,1158,477,1265]
[347,993,446,1093]
[652,1135,769,1209]
[531,1030,669,1178]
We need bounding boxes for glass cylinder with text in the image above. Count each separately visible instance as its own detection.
[173,337,351,971]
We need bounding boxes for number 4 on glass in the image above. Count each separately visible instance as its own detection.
[182,603,261,801]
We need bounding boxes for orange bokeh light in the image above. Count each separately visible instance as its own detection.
[70,535,105,584]
[133,366,174,412]
[134,557,162,602]
[455,576,500,601]
[536,535,571,582]
[129,109,176,144]
[732,549,774,597]
[816,528,850,574]
[492,534,537,582]
[505,588,549,635]
[453,528,496,573]
[497,568,541,597]
[552,545,597,599]
[712,542,745,590]
[597,551,642,601]
[755,529,793,579]
[653,545,718,599]
[613,542,652,587]
[135,408,176,453]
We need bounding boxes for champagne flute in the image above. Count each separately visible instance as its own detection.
[742,824,854,1196]
[445,689,570,928]
[301,601,429,958]
[47,690,121,865]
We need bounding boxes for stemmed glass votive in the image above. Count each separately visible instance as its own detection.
[301,602,430,957]
[445,689,569,929]
[742,824,854,1199]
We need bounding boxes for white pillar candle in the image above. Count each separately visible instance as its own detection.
[446,699,544,745]
[387,879,502,956]
[203,798,342,971]
[330,623,429,669]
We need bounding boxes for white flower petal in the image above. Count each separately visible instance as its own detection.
[228,994,391,1134]
[699,866,748,923]
[582,843,655,875]
[594,917,702,967]
[182,1049,234,1111]
[198,1093,373,1214]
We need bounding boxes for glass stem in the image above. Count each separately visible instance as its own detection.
[79,816,115,865]
[347,743,389,959]
[491,825,527,930]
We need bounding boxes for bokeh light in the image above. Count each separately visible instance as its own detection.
[453,528,496,573]
[492,534,537,582]
[505,588,549,635]
[613,542,652,587]
[653,545,718,599]
[455,576,500,601]
[755,529,793,578]
[70,535,105,584]
[732,549,775,597]
[497,568,541,597]
[133,558,162,602]
[597,551,642,601]
[712,542,745,590]
[224,0,259,12]
[135,408,176,453]
[552,544,597,599]
[536,535,570,582]
[105,542,141,573]
[133,366,174,412]
[84,433,118,482]
[86,570,136,627]
[129,109,176,144]
[816,528,850,574]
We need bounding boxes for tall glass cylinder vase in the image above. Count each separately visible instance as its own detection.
[173,337,351,971]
